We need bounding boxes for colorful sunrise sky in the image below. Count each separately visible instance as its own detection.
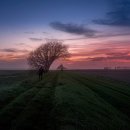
[0,0,130,69]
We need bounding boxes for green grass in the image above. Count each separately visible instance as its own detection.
[0,71,130,130]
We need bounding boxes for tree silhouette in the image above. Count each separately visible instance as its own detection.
[57,64,66,71]
[27,40,70,72]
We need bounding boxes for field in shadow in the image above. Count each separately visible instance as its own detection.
[0,70,130,130]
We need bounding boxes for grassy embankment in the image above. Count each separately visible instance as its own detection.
[0,71,130,130]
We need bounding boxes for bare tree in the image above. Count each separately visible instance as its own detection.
[27,40,70,72]
[57,64,66,71]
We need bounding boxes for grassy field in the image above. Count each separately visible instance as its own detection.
[0,70,130,130]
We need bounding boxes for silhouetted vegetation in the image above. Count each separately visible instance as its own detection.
[57,64,66,71]
[27,40,70,73]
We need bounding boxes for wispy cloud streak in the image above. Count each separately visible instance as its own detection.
[29,38,43,41]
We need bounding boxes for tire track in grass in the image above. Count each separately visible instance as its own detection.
[0,77,39,110]
[84,76,130,97]
[69,73,130,123]
[96,76,130,87]
[72,72,130,96]
[70,72,128,129]
[0,72,53,110]
[0,72,56,130]
[0,74,28,87]
[11,72,59,130]
[87,77,130,115]
[0,87,39,130]
[73,73,130,117]
[76,74,130,104]
[0,73,53,130]
[53,72,130,130]
[0,85,32,109]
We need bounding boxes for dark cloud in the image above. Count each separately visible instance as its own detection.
[0,49,17,52]
[0,58,28,69]
[87,48,130,56]
[29,38,43,41]
[88,57,106,61]
[87,51,130,61]
[16,43,25,46]
[106,52,129,57]
[24,32,34,34]
[88,55,130,61]
[43,32,49,34]
[15,43,33,49]
[94,32,130,38]
[93,0,130,26]
[45,32,130,42]
[50,22,97,37]
[0,48,29,53]
[87,48,113,56]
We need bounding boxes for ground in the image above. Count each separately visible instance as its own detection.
[0,70,130,130]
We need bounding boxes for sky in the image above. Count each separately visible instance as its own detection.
[0,0,130,69]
